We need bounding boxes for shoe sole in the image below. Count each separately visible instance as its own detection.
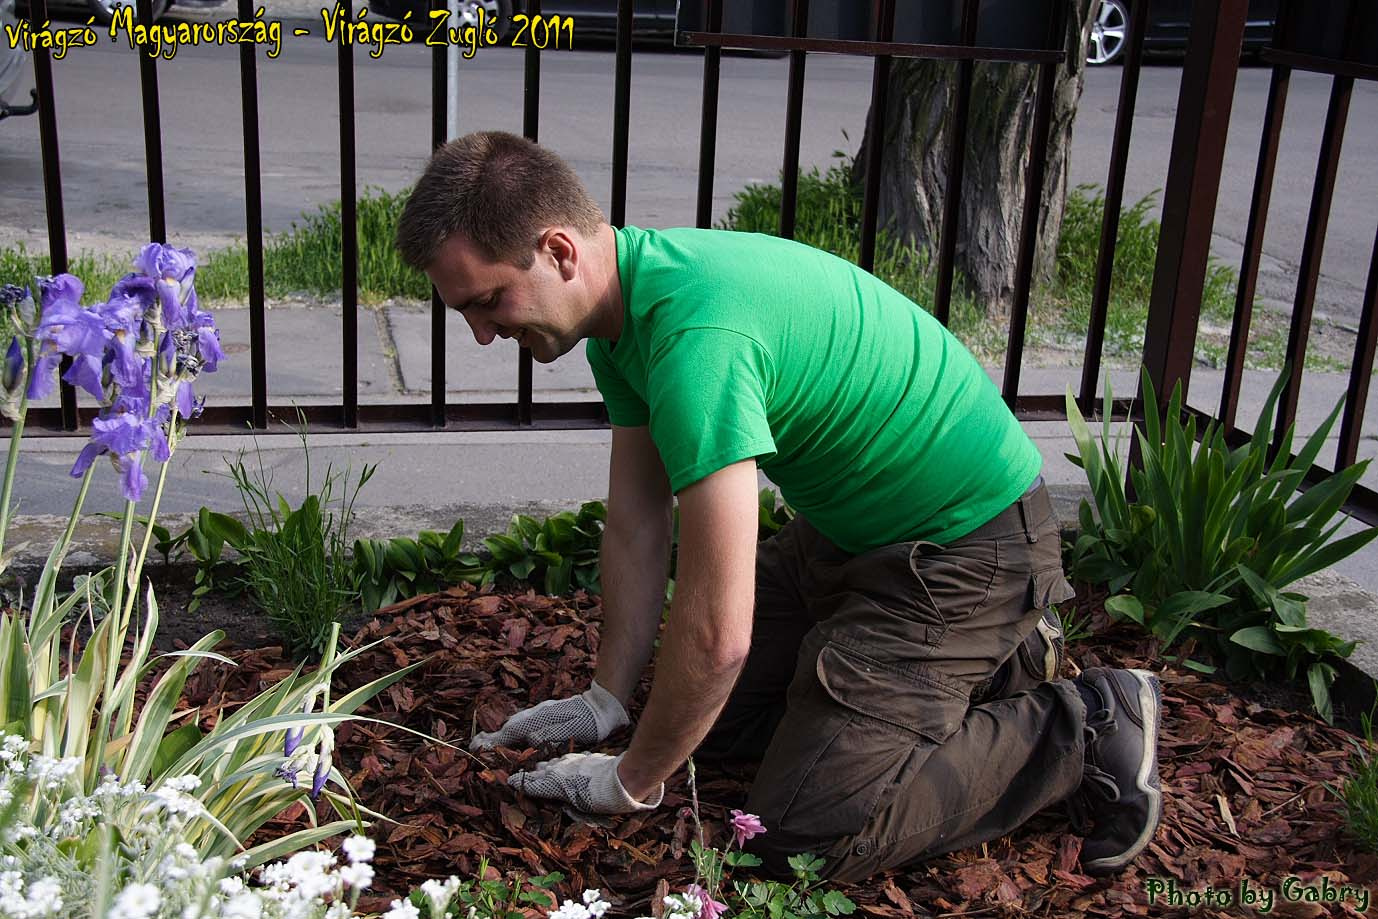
[1082,668,1162,875]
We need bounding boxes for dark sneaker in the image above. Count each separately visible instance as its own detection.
[971,607,1065,703]
[1071,668,1163,876]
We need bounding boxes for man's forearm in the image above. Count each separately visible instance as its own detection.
[594,507,673,704]
[615,581,751,798]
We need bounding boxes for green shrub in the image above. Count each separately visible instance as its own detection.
[1066,368,1376,721]
[482,502,608,595]
[223,418,375,657]
[353,519,489,614]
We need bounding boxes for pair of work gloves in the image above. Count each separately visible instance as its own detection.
[470,680,665,815]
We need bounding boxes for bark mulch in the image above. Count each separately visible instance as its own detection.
[176,584,1377,919]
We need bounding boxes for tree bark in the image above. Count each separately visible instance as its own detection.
[856,0,1097,315]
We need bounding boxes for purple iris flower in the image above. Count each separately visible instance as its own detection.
[175,379,199,420]
[157,331,176,376]
[195,327,225,373]
[120,456,148,503]
[37,303,108,359]
[26,353,62,401]
[62,353,104,401]
[310,756,329,801]
[3,337,22,394]
[134,243,196,286]
[36,274,83,314]
[29,288,111,401]
[67,406,170,501]
[283,727,305,758]
[109,274,157,312]
[100,292,146,336]
[106,338,144,391]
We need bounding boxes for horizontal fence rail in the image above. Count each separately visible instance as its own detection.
[6,0,1375,525]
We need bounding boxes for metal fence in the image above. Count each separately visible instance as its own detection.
[14,0,1378,525]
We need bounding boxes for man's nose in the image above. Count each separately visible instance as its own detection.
[462,314,499,347]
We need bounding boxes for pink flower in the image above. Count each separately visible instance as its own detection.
[729,809,766,848]
[685,884,727,919]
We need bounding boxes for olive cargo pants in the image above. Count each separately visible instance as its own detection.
[698,481,1088,882]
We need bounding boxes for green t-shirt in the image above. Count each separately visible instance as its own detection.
[586,226,1042,553]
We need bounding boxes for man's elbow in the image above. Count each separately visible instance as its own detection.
[687,629,752,680]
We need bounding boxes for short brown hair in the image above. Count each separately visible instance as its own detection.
[395,131,606,271]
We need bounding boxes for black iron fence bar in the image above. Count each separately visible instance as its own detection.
[777,0,810,241]
[1140,0,1248,409]
[28,0,77,431]
[429,0,446,428]
[1274,72,1352,447]
[136,0,165,244]
[610,0,633,227]
[517,0,541,426]
[1079,0,1149,414]
[1001,58,1058,407]
[339,15,358,430]
[932,0,979,327]
[1219,63,1290,432]
[678,33,1062,63]
[1223,64,1284,432]
[693,0,723,229]
[1338,222,1378,468]
[1261,49,1378,84]
[857,0,896,272]
[237,0,268,430]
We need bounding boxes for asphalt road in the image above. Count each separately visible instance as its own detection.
[2,21,1378,327]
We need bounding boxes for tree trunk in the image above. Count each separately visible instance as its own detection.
[856,0,1097,315]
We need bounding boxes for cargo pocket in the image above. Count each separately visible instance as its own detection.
[756,640,968,846]
[1017,567,1077,682]
[815,642,967,740]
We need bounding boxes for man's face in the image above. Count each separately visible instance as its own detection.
[425,231,583,364]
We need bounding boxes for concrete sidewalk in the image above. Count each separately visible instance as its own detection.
[7,298,1378,683]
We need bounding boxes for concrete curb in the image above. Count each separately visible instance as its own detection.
[6,482,1377,691]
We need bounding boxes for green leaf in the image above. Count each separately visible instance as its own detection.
[442,519,465,557]
[152,722,204,776]
[821,891,856,916]
[203,510,250,550]
[1308,661,1336,724]
[1104,594,1145,625]
[1230,626,1284,655]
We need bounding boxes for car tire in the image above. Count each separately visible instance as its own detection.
[1087,0,1128,66]
[86,0,170,26]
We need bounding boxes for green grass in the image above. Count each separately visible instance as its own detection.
[2,187,428,307]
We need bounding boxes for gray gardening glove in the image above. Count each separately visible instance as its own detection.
[509,751,664,815]
[469,680,629,751]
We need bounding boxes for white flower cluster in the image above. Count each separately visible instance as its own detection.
[658,893,703,919]
[0,872,64,919]
[549,890,613,919]
[417,876,461,917]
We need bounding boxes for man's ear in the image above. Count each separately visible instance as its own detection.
[540,228,579,280]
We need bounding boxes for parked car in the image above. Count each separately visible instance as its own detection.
[1089,0,1279,65]
[1,0,35,122]
[17,0,225,28]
